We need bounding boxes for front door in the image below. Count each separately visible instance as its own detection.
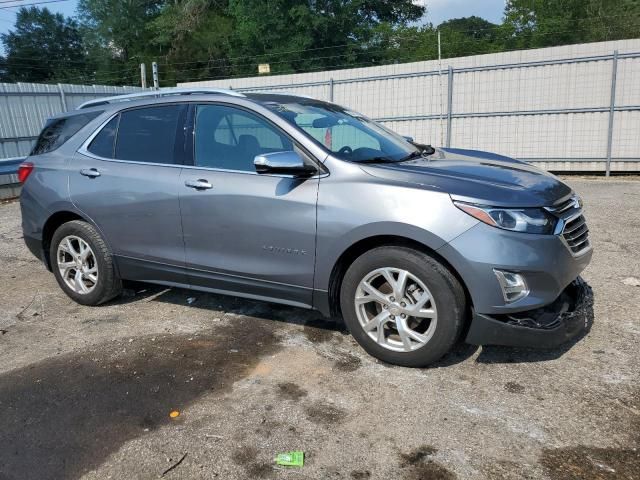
[70,104,189,284]
[180,103,319,308]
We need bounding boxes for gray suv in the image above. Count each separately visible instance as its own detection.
[19,88,592,367]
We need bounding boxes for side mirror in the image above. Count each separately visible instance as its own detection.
[254,151,317,177]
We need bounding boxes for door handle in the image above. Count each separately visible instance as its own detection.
[80,168,101,178]
[185,179,213,190]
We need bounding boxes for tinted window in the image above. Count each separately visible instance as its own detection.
[87,115,119,158]
[31,111,101,156]
[194,105,293,171]
[115,105,185,164]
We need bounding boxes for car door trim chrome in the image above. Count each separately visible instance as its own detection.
[184,179,213,190]
[79,168,101,178]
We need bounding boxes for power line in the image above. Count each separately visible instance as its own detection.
[3,10,639,65]
[2,9,639,85]
[4,14,639,71]
[0,0,72,10]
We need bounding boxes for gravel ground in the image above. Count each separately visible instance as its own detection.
[0,177,638,480]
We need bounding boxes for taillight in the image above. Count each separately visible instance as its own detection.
[18,162,34,183]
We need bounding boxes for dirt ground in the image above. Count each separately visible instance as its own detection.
[0,177,638,480]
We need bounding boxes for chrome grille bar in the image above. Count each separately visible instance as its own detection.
[546,195,591,256]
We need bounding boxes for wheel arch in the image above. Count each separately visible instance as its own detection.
[41,210,96,270]
[325,235,472,319]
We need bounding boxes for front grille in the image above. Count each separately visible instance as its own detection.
[545,195,591,256]
[562,214,590,253]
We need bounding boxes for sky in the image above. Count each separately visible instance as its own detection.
[0,0,506,43]
[421,0,505,25]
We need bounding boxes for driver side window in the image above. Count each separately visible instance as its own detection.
[194,104,294,172]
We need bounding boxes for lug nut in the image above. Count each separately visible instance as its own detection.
[401,313,406,319]
[389,315,395,320]
[400,302,406,307]
[383,304,388,309]
[389,296,395,302]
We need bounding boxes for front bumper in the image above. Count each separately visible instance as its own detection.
[437,221,592,314]
[465,278,593,348]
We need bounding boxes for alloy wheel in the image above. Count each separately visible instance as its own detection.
[354,267,438,352]
[56,235,99,294]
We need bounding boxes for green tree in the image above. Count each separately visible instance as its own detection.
[502,0,640,49]
[77,0,165,85]
[437,16,504,58]
[226,0,425,76]
[147,0,234,84]
[0,7,88,83]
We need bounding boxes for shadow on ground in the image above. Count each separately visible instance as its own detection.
[116,280,596,368]
[0,317,281,480]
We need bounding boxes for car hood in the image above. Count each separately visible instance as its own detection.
[359,147,572,207]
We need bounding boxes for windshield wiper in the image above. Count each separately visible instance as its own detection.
[400,145,436,162]
[355,156,398,164]
[399,151,426,162]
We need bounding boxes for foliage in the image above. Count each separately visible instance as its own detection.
[1,0,639,85]
[0,7,87,83]
[502,0,640,49]
[76,0,165,84]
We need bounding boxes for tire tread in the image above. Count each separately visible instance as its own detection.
[340,245,466,367]
[50,220,122,305]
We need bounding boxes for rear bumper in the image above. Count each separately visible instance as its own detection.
[24,234,46,265]
[465,278,593,348]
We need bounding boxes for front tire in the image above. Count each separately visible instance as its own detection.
[340,246,466,367]
[50,220,122,306]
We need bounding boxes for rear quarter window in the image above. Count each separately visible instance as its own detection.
[31,111,102,156]
[87,115,119,158]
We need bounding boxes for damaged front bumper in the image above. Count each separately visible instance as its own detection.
[465,278,593,348]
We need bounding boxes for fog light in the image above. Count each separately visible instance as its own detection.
[493,270,529,303]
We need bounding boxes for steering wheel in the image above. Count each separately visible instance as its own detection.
[338,146,353,156]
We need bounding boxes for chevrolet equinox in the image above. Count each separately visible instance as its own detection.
[19,88,592,367]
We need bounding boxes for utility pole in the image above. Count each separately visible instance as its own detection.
[140,63,147,89]
[152,62,159,90]
[437,30,444,146]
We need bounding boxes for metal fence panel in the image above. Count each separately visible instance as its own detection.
[0,82,145,159]
[182,39,640,173]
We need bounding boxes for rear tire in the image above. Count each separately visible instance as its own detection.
[340,246,466,367]
[50,220,122,305]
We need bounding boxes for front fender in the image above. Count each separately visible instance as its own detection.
[314,182,478,293]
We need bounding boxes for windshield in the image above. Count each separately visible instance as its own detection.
[262,100,420,163]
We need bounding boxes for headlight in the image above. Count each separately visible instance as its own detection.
[453,201,557,234]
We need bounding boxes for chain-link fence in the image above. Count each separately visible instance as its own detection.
[184,39,640,174]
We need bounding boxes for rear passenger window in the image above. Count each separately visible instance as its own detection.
[31,111,101,156]
[114,105,186,164]
[87,115,119,158]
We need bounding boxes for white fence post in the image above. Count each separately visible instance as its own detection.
[57,83,68,111]
[140,63,147,89]
[152,62,159,90]
[446,66,454,148]
[605,50,619,177]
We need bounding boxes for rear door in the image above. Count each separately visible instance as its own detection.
[70,103,189,284]
[179,103,319,308]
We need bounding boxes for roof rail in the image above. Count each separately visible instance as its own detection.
[77,87,245,110]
